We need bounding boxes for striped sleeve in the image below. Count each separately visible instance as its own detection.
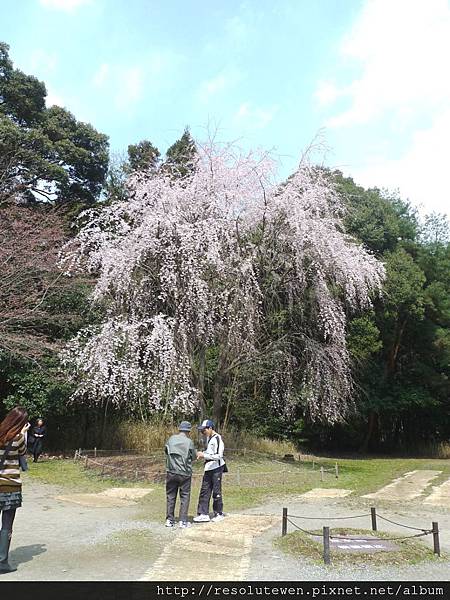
[17,434,26,456]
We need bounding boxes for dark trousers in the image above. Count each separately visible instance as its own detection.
[33,438,43,461]
[166,473,192,522]
[197,466,224,516]
[1,508,16,531]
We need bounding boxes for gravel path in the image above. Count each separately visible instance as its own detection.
[2,479,172,581]
[244,494,450,580]
[2,476,450,581]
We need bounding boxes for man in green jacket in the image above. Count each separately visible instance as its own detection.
[165,421,197,528]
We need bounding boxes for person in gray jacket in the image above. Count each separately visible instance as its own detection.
[164,421,197,528]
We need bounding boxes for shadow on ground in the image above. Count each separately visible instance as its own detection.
[10,543,47,566]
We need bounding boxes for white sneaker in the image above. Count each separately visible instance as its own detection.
[165,519,175,527]
[179,521,191,528]
[193,514,211,523]
[212,513,225,522]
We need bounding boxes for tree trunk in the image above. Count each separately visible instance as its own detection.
[82,406,89,448]
[359,411,378,453]
[99,399,109,448]
[212,351,227,426]
[197,346,207,419]
[386,319,407,376]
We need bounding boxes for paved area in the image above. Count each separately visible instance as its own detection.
[424,478,450,508]
[300,488,353,498]
[362,470,441,501]
[140,515,277,581]
[55,487,153,508]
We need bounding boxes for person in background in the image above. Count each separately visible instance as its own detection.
[164,421,197,528]
[30,418,46,463]
[193,419,226,523]
[0,407,29,574]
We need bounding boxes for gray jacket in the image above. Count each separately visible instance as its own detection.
[165,433,196,477]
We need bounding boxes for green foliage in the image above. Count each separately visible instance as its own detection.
[335,171,418,255]
[0,42,109,204]
[165,127,197,177]
[127,140,160,172]
[3,358,75,419]
[347,314,382,362]
[382,248,426,321]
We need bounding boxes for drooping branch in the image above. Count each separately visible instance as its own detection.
[61,141,385,422]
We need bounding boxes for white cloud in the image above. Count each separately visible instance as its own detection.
[351,108,450,216]
[225,16,248,43]
[90,51,183,116]
[314,81,343,108]
[115,66,144,110]
[315,0,450,217]
[92,63,110,88]
[45,89,65,108]
[29,49,58,74]
[197,68,242,103]
[321,0,450,128]
[39,0,91,11]
[235,102,278,129]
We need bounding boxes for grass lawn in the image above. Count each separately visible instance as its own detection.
[25,454,450,522]
[275,527,446,566]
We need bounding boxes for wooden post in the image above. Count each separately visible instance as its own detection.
[323,526,331,565]
[135,469,139,481]
[371,507,377,531]
[432,522,440,556]
[320,466,324,482]
[73,450,78,461]
[335,463,339,478]
[282,508,288,537]
[94,447,97,458]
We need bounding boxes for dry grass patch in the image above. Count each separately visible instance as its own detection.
[275,527,444,566]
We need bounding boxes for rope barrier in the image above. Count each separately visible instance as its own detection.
[286,517,433,542]
[288,513,369,520]
[78,450,319,481]
[376,513,430,532]
[285,511,435,543]
[286,517,322,537]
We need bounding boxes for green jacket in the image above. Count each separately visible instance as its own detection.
[165,433,196,477]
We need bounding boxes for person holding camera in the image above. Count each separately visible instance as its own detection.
[0,407,29,574]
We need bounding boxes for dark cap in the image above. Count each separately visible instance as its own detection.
[178,421,192,432]
[197,419,214,430]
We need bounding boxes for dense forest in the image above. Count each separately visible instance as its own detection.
[1,42,449,453]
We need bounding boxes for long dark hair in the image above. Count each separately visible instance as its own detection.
[0,407,28,446]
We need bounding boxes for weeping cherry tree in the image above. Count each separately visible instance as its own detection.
[60,140,385,423]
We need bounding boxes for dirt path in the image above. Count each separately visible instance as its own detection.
[140,515,277,581]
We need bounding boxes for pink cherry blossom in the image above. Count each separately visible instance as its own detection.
[61,141,385,422]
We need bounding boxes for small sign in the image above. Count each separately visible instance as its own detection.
[312,534,399,553]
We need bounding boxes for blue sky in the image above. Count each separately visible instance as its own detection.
[2,0,450,217]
